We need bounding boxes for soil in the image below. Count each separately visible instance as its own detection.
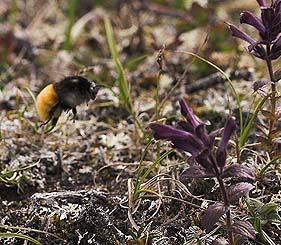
[0,1,280,245]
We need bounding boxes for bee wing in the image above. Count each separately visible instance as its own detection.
[60,92,85,108]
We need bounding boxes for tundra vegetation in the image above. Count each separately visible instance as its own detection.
[0,0,280,244]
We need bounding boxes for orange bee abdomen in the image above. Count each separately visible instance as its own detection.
[35,84,59,122]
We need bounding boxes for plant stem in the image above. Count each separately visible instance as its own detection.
[130,109,145,137]
[265,44,276,145]
[210,155,234,245]
[155,47,164,159]
[217,176,234,245]
[236,137,241,164]
[155,69,161,159]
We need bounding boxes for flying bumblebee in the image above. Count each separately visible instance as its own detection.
[36,76,99,130]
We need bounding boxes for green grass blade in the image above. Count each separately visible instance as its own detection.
[135,138,154,180]
[104,16,118,60]
[259,154,281,176]
[134,149,174,200]
[245,199,256,218]
[64,0,78,50]
[116,58,130,108]
[124,54,147,71]
[104,16,130,110]
[104,17,144,135]
[9,0,18,27]
[239,94,269,147]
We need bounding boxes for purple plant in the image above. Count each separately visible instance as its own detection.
[150,99,255,244]
[228,0,281,60]
[228,0,281,157]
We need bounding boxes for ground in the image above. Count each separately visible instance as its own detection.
[0,1,280,245]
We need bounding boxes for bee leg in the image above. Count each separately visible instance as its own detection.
[51,117,59,127]
[40,118,51,127]
[44,117,59,133]
[72,107,77,122]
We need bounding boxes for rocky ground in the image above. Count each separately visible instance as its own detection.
[0,1,280,244]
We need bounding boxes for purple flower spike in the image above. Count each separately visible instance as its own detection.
[149,123,204,156]
[271,36,281,59]
[216,117,237,168]
[248,43,267,59]
[228,23,256,44]
[150,100,238,172]
[228,0,281,59]
[150,123,193,140]
[257,0,267,7]
[179,99,200,128]
[261,7,275,29]
[240,11,266,34]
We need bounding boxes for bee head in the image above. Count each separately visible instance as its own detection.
[88,81,100,100]
[73,76,100,100]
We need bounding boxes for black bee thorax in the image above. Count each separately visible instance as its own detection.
[53,76,96,108]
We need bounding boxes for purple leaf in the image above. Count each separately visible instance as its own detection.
[232,220,256,240]
[222,164,255,180]
[216,117,237,167]
[202,202,228,233]
[252,80,268,92]
[227,182,254,204]
[227,23,256,44]
[240,11,265,34]
[172,138,203,156]
[180,165,215,179]
[179,99,200,128]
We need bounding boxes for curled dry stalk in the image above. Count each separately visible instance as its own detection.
[128,171,205,233]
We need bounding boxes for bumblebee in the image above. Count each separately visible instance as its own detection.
[36,76,99,129]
